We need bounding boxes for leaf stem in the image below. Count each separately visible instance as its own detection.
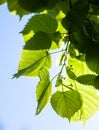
[62,83,73,90]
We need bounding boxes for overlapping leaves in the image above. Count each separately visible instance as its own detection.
[65,56,99,122]
[22,14,62,50]
[1,0,99,124]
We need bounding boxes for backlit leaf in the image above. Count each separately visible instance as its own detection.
[71,83,99,122]
[51,90,82,120]
[36,67,52,114]
[14,50,52,78]
[22,14,58,35]
[55,76,63,87]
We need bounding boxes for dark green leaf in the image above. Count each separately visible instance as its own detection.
[88,0,99,5]
[18,0,60,12]
[70,28,90,53]
[86,45,99,74]
[0,0,6,5]
[24,31,52,50]
[49,31,62,48]
[66,66,77,80]
[93,75,99,89]
[51,90,82,120]
[62,0,89,32]
[7,0,29,18]
[76,74,96,85]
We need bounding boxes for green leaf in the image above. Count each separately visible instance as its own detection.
[14,50,52,78]
[0,0,6,5]
[24,31,52,50]
[18,0,60,12]
[71,83,99,122]
[36,67,52,115]
[69,28,90,53]
[91,5,99,15]
[62,0,89,32]
[93,75,99,89]
[55,76,63,87]
[68,56,93,77]
[76,74,96,85]
[86,45,99,74]
[89,0,99,5]
[49,31,62,49]
[90,15,99,33]
[51,90,82,120]
[7,0,29,18]
[22,14,58,35]
[66,66,77,80]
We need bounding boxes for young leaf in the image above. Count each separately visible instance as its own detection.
[66,66,77,80]
[55,76,63,87]
[50,90,82,120]
[36,67,52,115]
[14,50,52,78]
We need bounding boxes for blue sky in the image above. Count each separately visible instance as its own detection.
[0,3,99,130]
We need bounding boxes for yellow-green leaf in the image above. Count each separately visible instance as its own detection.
[51,90,82,120]
[36,67,52,115]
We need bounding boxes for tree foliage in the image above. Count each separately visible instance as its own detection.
[1,0,99,124]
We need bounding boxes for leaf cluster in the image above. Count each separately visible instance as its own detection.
[1,0,99,123]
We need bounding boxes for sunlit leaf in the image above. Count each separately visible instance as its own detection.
[71,83,99,122]
[14,50,52,78]
[68,56,94,77]
[55,76,63,87]
[22,14,58,35]
[36,67,52,114]
[51,90,82,120]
